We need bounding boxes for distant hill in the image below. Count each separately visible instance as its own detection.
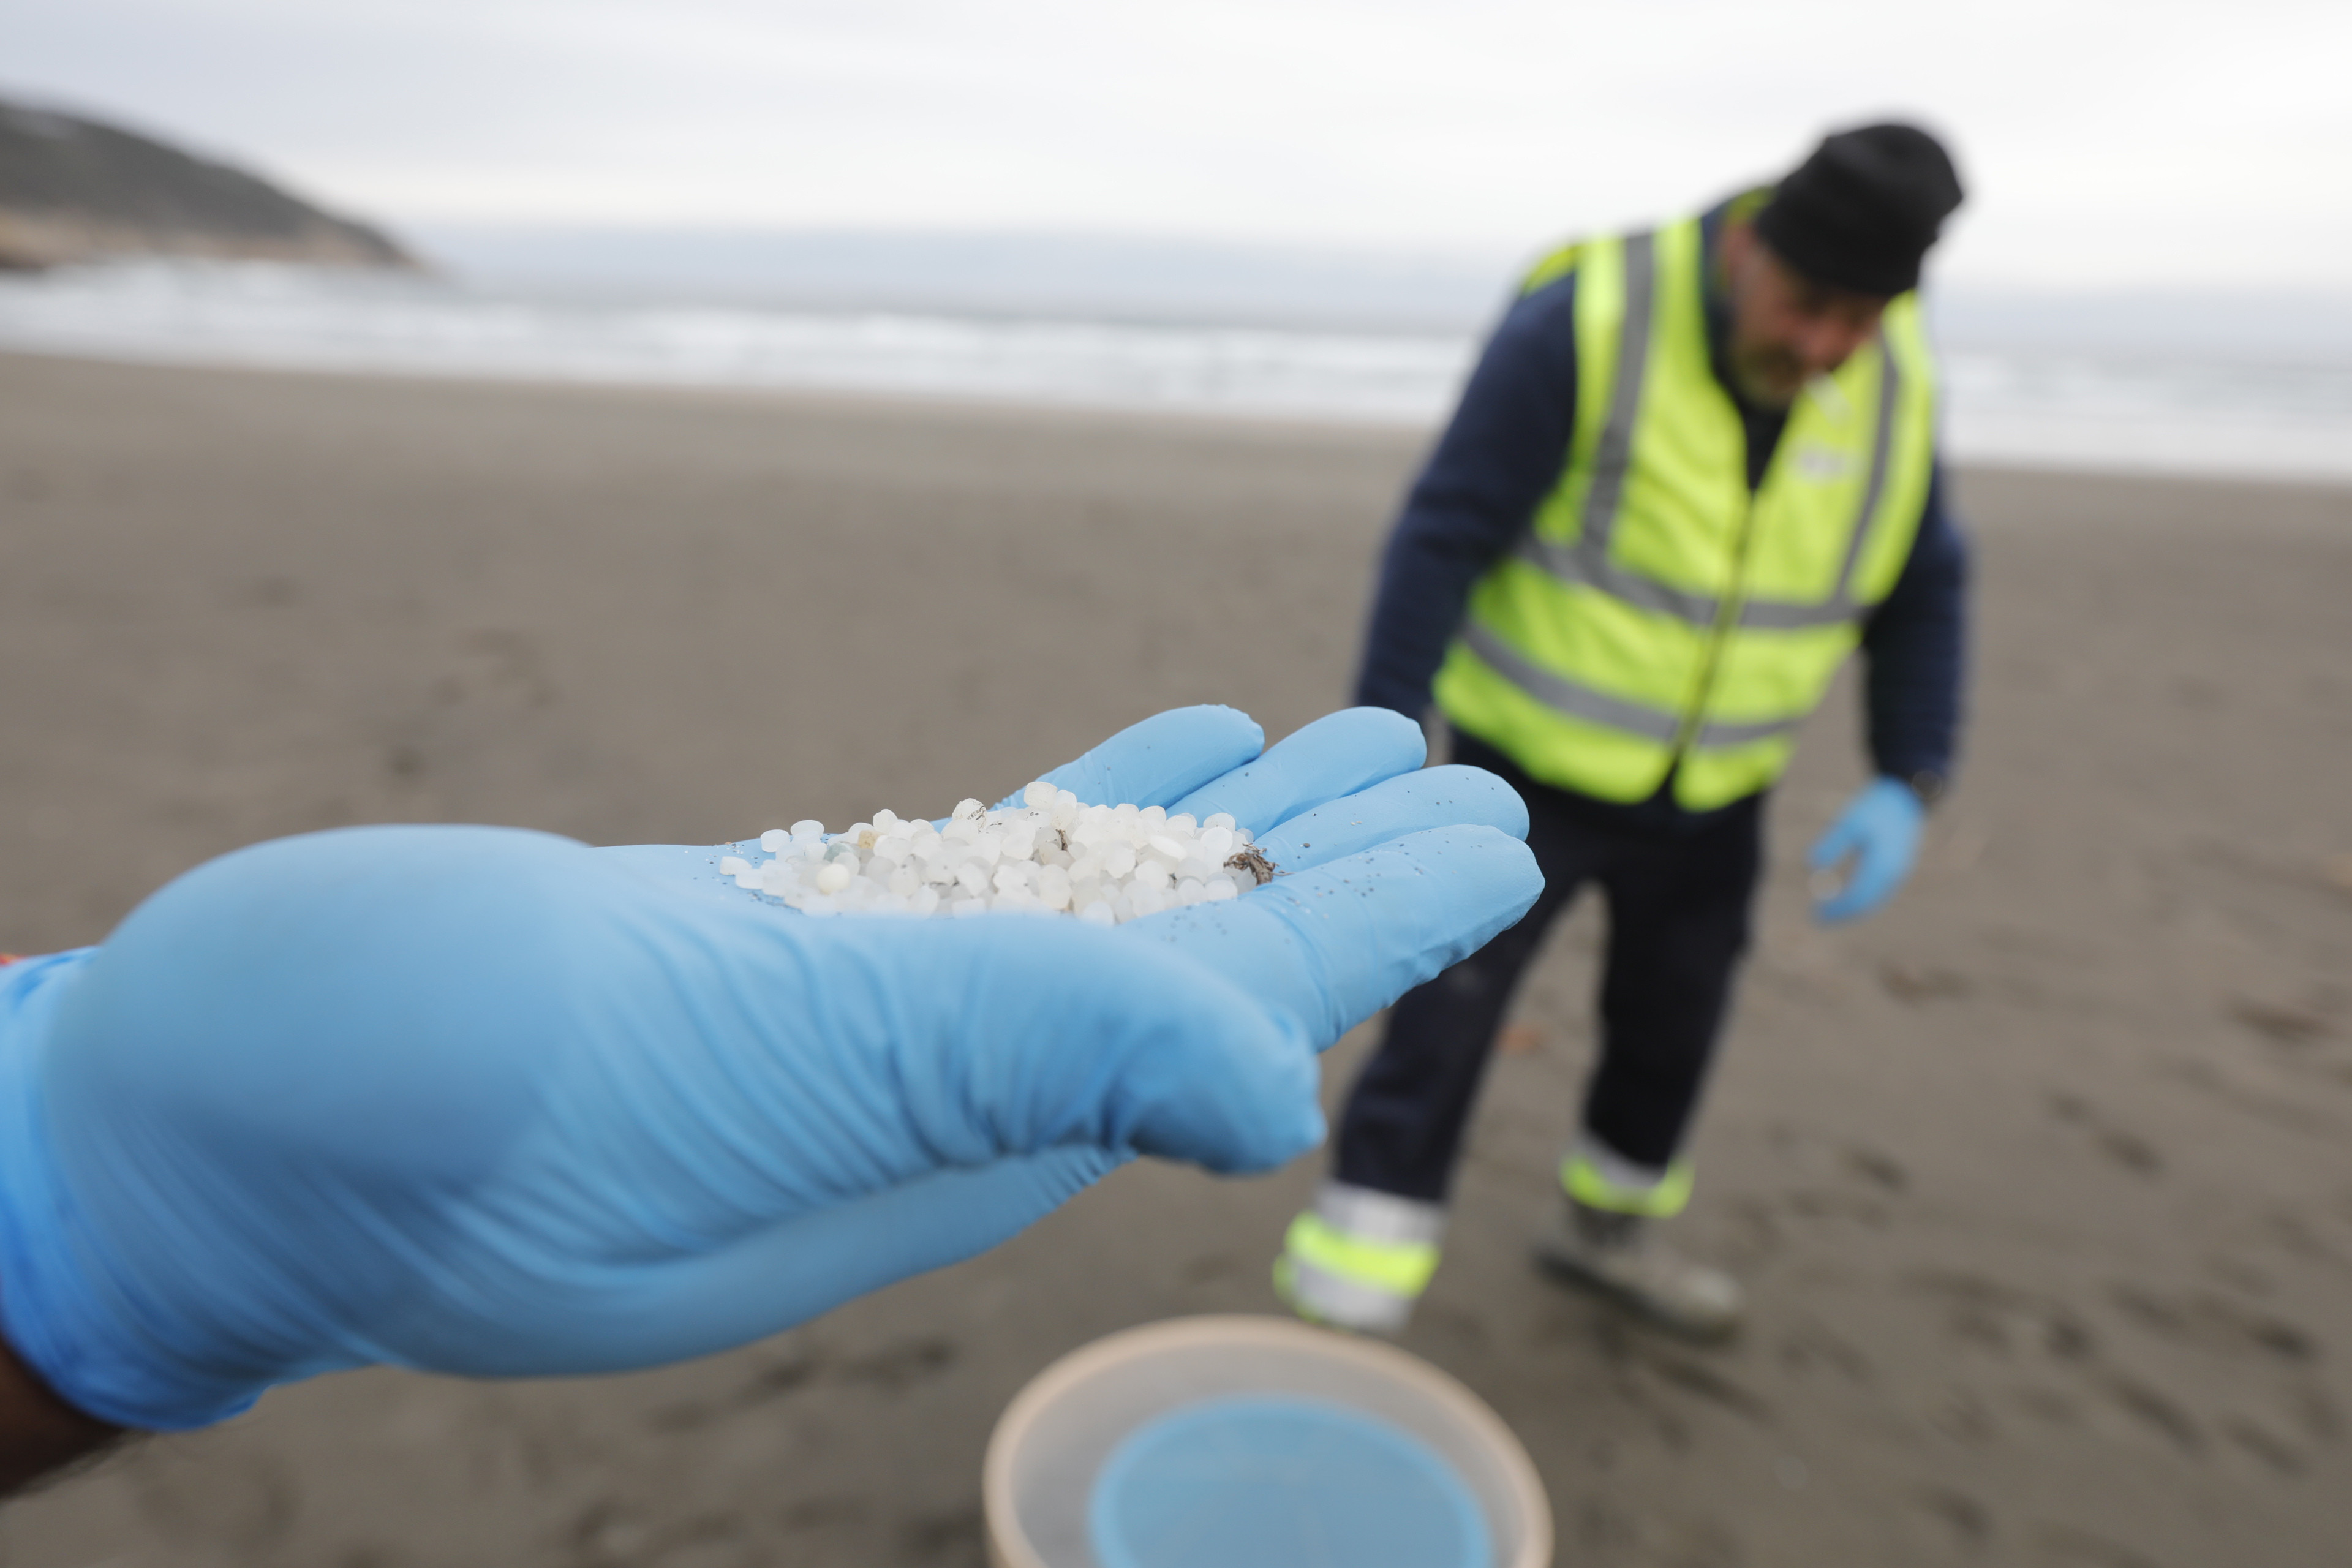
[0,96,416,271]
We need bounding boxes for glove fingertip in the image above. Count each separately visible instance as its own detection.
[1423,764,1532,840]
[1476,823,1546,912]
[1038,706,1267,808]
[1277,1100,1330,1169]
[1207,703,1268,747]
[1157,704,1267,762]
[1333,704,1428,773]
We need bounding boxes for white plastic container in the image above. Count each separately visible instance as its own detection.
[984,1315,1552,1568]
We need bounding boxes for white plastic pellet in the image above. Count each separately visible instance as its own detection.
[721,781,1275,925]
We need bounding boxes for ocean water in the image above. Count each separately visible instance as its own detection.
[1,257,2346,484]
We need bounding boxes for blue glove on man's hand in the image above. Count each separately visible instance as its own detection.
[1807,776,1925,924]
[0,706,1539,1431]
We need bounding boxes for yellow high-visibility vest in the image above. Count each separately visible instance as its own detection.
[1433,215,1940,810]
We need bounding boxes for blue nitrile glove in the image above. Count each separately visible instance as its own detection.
[1807,776,1925,924]
[0,706,1538,1431]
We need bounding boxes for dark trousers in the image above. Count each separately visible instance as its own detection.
[1333,731,1764,1203]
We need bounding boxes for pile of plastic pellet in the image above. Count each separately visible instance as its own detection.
[718,781,1273,924]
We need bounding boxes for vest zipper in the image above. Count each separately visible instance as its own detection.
[1668,492,1759,767]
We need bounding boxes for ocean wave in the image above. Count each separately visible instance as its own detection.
[2,259,2346,482]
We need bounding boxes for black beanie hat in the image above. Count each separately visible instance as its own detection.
[1753,122,1964,296]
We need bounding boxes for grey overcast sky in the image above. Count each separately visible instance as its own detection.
[7,0,2350,292]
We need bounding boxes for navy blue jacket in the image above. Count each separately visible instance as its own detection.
[1355,213,1967,813]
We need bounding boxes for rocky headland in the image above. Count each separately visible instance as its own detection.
[0,96,416,271]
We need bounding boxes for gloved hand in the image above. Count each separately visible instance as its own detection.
[1807,775,1924,924]
[0,706,1539,1433]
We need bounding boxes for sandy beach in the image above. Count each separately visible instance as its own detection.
[2,350,2348,1568]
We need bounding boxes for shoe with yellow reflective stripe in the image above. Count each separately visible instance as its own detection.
[1534,1138,1742,1340]
[1273,1180,1444,1335]
[1533,1202,1743,1340]
[1559,1137,1695,1221]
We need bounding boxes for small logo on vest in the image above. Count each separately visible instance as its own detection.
[1793,444,1857,482]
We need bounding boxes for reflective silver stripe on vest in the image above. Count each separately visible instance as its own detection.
[1695,711,1804,747]
[1463,622,1679,741]
[1576,228,1656,556]
[1463,622,1803,750]
[1518,532,1724,624]
[1521,224,1904,633]
[1829,334,1904,604]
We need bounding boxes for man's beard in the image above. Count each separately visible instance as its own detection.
[1728,342,1804,409]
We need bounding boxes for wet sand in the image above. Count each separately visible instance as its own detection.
[2,351,2348,1568]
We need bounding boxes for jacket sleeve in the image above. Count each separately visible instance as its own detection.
[1859,458,1969,785]
[1352,276,1581,717]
